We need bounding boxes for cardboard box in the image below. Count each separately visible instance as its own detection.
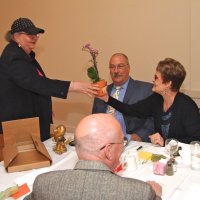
[2,117,52,173]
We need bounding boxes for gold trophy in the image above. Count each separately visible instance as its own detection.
[52,125,72,154]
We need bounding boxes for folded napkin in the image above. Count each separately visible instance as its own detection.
[138,151,152,161]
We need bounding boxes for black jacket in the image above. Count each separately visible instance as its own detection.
[107,92,200,144]
[0,41,70,141]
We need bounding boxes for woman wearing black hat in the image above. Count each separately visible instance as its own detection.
[0,18,97,141]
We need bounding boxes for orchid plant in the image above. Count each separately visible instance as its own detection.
[82,43,101,83]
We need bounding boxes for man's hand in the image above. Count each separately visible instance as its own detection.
[147,180,162,197]
[131,134,142,141]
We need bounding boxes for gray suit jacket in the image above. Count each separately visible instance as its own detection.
[92,78,154,142]
[24,160,161,200]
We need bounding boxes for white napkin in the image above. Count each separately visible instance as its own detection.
[178,142,191,165]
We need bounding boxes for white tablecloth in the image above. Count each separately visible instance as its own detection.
[119,141,200,200]
[0,136,200,200]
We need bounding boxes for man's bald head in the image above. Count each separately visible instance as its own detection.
[75,114,124,169]
[75,113,122,151]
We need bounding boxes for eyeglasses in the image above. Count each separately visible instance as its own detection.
[99,137,128,150]
[109,64,129,70]
[19,32,40,38]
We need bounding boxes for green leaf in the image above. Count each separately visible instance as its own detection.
[87,66,100,82]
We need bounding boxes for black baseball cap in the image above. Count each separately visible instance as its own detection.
[10,18,45,35]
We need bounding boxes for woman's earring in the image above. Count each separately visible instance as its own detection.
[18,43,21,47]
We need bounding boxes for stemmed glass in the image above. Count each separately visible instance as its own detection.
[165,138,179,159]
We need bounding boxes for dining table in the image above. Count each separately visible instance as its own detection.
[0,132,199,200]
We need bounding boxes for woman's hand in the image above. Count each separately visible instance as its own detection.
[69,82,98,97]
[91,83,109,102]
[94,90,109,102]
[149,132,164,146]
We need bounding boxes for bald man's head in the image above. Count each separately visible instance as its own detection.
[75,114,124,169]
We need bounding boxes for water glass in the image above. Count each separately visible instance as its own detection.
[123,150,138,171]
[125,154,137,171]
[190,141,200,170]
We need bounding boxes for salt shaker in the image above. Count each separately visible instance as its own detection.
[170,158,177,172]
[166,160,174,176]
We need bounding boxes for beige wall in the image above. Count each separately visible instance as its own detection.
[1,0,200,128]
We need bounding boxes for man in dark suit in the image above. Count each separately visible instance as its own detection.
[92,53,154,142]
[24,113,162,200]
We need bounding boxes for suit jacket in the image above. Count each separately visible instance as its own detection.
[0,41,70,141]
[92,78,154,142]
[24,160,161,200]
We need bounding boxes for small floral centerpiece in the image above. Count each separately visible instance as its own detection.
[82,43,106,96]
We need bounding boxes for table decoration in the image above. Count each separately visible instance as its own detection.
[52,125,73,154]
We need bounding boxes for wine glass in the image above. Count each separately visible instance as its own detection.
[165,138,179,159]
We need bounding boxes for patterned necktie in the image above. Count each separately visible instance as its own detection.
[108,86,121,115]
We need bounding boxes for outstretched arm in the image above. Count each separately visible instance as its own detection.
[104,94,156,118]
[69,82,98,97]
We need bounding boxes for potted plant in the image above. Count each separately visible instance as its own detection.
[82,43,106,96]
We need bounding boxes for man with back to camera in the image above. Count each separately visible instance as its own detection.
[24,113,162,200]
[92,53,154,142]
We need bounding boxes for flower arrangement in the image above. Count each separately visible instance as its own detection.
[82,43,101,83]
[82,43,107,96]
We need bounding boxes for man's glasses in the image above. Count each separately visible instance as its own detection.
[109,64,128,70]
[99,137,128,150]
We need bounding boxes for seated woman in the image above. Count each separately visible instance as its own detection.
[97,58,200,146]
